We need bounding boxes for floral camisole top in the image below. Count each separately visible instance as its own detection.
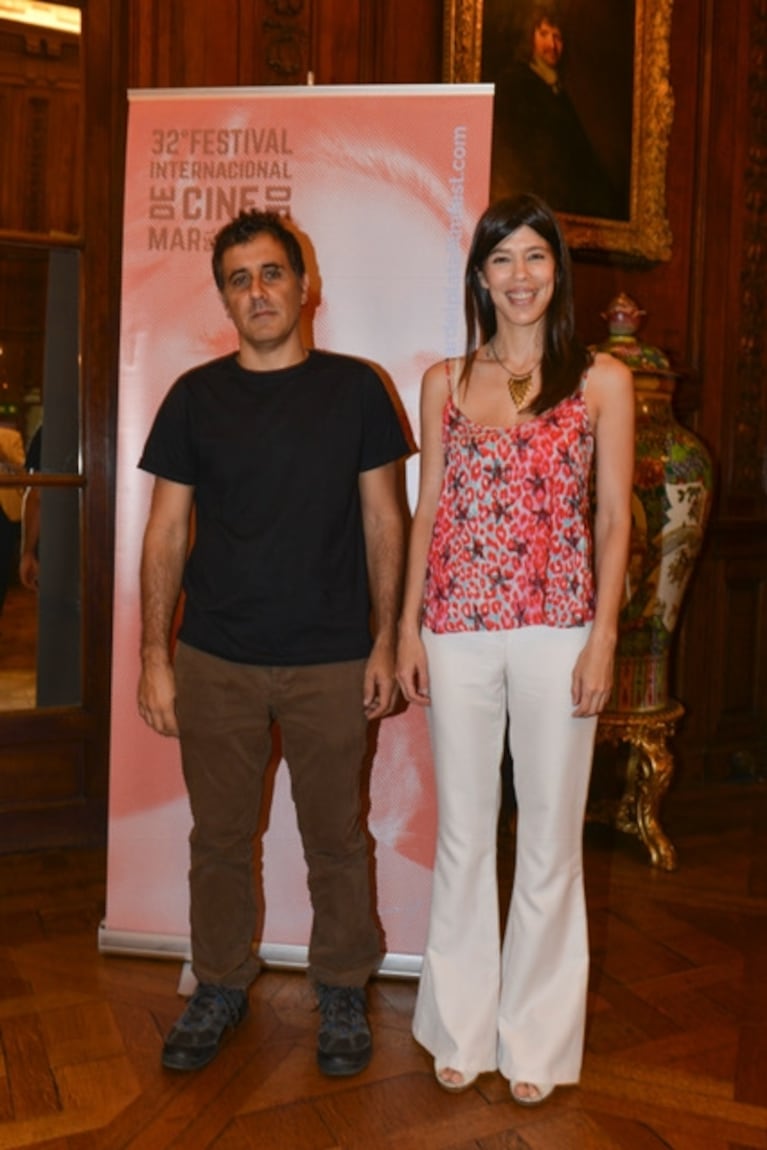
[422,374,597,633]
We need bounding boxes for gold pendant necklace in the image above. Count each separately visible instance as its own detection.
[488,341,540,410]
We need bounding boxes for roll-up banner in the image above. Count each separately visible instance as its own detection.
[101,84,493,976]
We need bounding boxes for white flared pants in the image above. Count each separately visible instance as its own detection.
[413,625,597,1085]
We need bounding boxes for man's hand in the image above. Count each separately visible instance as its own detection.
[363,638,399,720]
[19,551,39,590]
[138,656,179,736]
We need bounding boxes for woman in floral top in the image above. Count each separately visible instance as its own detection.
[396,194,634,1106]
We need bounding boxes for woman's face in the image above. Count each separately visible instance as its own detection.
[478,224,557,329]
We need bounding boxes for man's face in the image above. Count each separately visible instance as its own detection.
[219,232,308,355]
[533,19,563,68]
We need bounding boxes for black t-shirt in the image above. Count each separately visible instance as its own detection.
[139,350,409,665]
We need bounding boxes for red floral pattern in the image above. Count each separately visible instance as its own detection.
[422,392,596,632]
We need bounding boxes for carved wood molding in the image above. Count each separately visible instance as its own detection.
[734,0,767,498]
[23,96,48,232]
[262,0,309,81]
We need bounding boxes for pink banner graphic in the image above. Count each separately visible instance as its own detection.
[102,84,493,973]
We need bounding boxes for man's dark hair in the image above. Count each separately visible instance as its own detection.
[211,210,306,290]
[520,4,565,62]
[462,193,589,414]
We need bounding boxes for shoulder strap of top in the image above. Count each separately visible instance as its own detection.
[444,357,462,401]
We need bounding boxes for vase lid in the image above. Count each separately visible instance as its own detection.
[591,292,676,378]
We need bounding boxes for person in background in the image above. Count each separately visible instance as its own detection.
[0,417,25,613]
[137,209,409,1077]
[19,423,42,591]
[396,194,634,1105]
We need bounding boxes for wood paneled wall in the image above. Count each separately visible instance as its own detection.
[0,19,81,236]
[573,0,767,781]
[667,1,767,780]
[120,0,767,785]
[0,20,81,424]
[127,0,443,88]
[0,0,765,851]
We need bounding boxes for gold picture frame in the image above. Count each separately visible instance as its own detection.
[443,0,674,261]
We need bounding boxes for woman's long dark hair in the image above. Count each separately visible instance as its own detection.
[462,193,590,414]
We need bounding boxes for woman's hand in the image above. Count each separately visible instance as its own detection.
[571,631,615,717]
[396,628,431,706]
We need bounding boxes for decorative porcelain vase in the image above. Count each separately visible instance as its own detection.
[595,294,714,712]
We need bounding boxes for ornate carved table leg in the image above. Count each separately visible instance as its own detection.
[629,716,678,870]
[614,745,641,833]
[594,701,683,871]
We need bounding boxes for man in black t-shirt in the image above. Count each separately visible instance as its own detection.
[138,210,409,1077]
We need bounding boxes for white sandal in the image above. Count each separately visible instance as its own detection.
[510,1081,555,1106]
[435,1064,478,1093]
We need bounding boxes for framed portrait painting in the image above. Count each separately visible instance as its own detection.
[444,0,674,261]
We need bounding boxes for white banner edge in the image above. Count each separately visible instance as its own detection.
[97,923,422,980]
[127,83,495,101]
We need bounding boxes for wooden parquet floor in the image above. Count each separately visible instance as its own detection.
[2,782,767,1149]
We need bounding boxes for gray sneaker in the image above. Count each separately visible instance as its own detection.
[162,983,248,1071]
[315,982,372,1076]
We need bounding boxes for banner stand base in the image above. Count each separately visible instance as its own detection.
[98,922,422,985]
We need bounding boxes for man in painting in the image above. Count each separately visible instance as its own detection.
[492,3,622,219]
